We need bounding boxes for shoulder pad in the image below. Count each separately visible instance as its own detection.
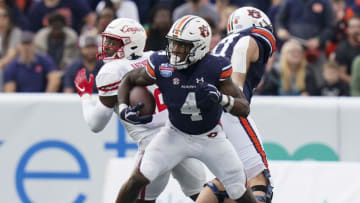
[250,27,276,55]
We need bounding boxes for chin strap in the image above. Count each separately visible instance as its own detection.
[251,170,273,203]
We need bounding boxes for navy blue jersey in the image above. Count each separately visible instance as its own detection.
[146,52,232,135]
[212,26,276,102]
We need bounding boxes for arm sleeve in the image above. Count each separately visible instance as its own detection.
[145,53,159,80]
[81,95,114,133]
[219,65,232,81]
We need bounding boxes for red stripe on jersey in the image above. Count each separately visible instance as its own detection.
[251,28,276,52]
[146,63,156,78]
[98,86,119,92]
[220,67,233,79]
[239,117,269,169]
[97,80,121,92]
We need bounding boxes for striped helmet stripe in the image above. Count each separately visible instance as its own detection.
[174,15,194,36]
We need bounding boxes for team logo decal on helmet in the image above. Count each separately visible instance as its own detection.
[227,6,273,34]
[199,25,210,38]
[166,15,211,70]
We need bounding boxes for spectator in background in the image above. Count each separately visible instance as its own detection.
[173,0,220,27]
[0,6,21,92]
[145,4,172,51]
[275,0,334,51]
[215,0,237,35]
[0,0,30,30]
[84,6,115,41]
[3,31,60,92]
[325,0,348,59]
[27,0,96,33]
[350,55,360,95]
[315,60,349,96]
[267,0,282,31]
[63,34,103,93]
[34,12,79,71]
[0,7,21,68]
[258,40,314,96]
[234,0,271,13]
[96,0,139,22]
[86,0,102,10]
[131,0,159,24]
[205,17,221,50]
[335,15,360,84]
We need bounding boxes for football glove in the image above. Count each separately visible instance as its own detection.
[74,68,94,97]
[119,103,153,125]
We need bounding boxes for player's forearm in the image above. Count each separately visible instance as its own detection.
[117,75,132,105]
[81,95,113,133]
[230,98,250,117]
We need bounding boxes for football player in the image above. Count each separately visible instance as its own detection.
[196,6,276,203]
[115,15,258,203]
[74,18,206,203]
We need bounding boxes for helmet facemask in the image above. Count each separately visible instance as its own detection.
[166,37,195,69]
[97,33,131,62]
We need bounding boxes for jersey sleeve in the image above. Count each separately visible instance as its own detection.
[218,57,233,81]
[96,62,127,96]
[146,59,156,80]
[145,51,166,80]
[250,27,276,57]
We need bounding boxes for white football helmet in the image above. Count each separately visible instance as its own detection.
[97,18,146,61]
[166,15,211,69]
[227,6,273,34]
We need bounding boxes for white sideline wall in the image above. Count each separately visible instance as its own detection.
[0,94,359,203]
[103,158,360,203]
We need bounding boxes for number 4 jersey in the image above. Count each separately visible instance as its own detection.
[146,51,232,135]
[95,51,168,146]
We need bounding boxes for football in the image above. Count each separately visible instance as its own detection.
[129,86,156,116]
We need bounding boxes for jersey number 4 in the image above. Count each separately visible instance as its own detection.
[180,92,203,121]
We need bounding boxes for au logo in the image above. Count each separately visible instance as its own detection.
[199,25,209,38]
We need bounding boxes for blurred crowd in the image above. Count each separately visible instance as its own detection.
[1,0,360,96]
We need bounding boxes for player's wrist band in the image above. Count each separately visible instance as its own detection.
[118,103,129,114]
[220,94,229,106]
[220,95,234,112]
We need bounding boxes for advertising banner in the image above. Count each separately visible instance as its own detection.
[1,94,359,203]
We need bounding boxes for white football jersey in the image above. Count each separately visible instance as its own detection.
[96,51,168,147]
